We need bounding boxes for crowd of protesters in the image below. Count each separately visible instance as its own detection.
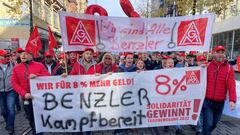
[0,45,238,135]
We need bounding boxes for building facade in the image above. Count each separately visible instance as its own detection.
[0,0,88,52]
[0,0,30,50]
[212,0,240,60]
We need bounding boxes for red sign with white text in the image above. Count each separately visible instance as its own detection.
[66,16,96,46]
[177,18,208,46]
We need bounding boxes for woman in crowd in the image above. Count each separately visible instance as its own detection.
[135,59,146,72]
[118,52,136,72]
[97,52,117,74]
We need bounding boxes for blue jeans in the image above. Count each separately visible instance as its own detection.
[23,100,43,135]
[196,111,203,133]
[202,99,224,135]
[0,90,17,130]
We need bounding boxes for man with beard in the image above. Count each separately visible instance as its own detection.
[11,49,50,135]
[43,51,59,75]
[202,45,236,135]
[0,50,17,135]
[69,48,99,135]
[70,48,100,75]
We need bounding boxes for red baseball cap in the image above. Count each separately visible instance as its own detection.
[16,48,24,53]
[58,53,65,59]
[197,55,206,61]
[178,52,186,57]
[189,51,197,55]
[162,55,173,59]
[44,51,54,57]
[0,50,8,56]
[83,48,94,53]
[214,45,226,52]
[125,52,134,57]
[21,48,33,54]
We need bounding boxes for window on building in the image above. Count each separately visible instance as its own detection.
[233,29,240,59]
[53,11,59,29]
[33,1,40,17]
[44,3,51,24]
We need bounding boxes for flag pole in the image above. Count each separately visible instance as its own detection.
[64,53,68,75]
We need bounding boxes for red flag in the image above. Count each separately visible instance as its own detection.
[25,26,42,58]
[48,26,57,56]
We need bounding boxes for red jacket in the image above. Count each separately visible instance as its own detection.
[11,61,50,98]
[43,61,60,75]
[206,60,236,102]
[70,59,100,75]
[97,63,117,74]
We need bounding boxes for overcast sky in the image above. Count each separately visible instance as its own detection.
[87,0,142,17]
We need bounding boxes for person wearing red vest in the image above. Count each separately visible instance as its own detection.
[11,49,50,135]
[70,48,100,75]
[202,45,236,135]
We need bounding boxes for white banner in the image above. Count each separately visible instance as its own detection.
[31,67,206,133]
[60,12,215,52]
[223,81,240,118]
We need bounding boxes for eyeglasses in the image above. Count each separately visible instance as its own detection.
[105,58,112,60]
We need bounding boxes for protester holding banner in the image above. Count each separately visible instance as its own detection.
[186,53,197,67]
[148,52,159,70]
[135,59,146,72]
[142,52,152,70]
[175,52,188,68]
[70,48,100,75]
[202,45,236,135]
[11,49,50,135]
[69,48,100,135]
[161,55,186,135]
[0,50,18,135]
[118,52,136,72]
[192,55,207,135]
[97,52,117,74]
